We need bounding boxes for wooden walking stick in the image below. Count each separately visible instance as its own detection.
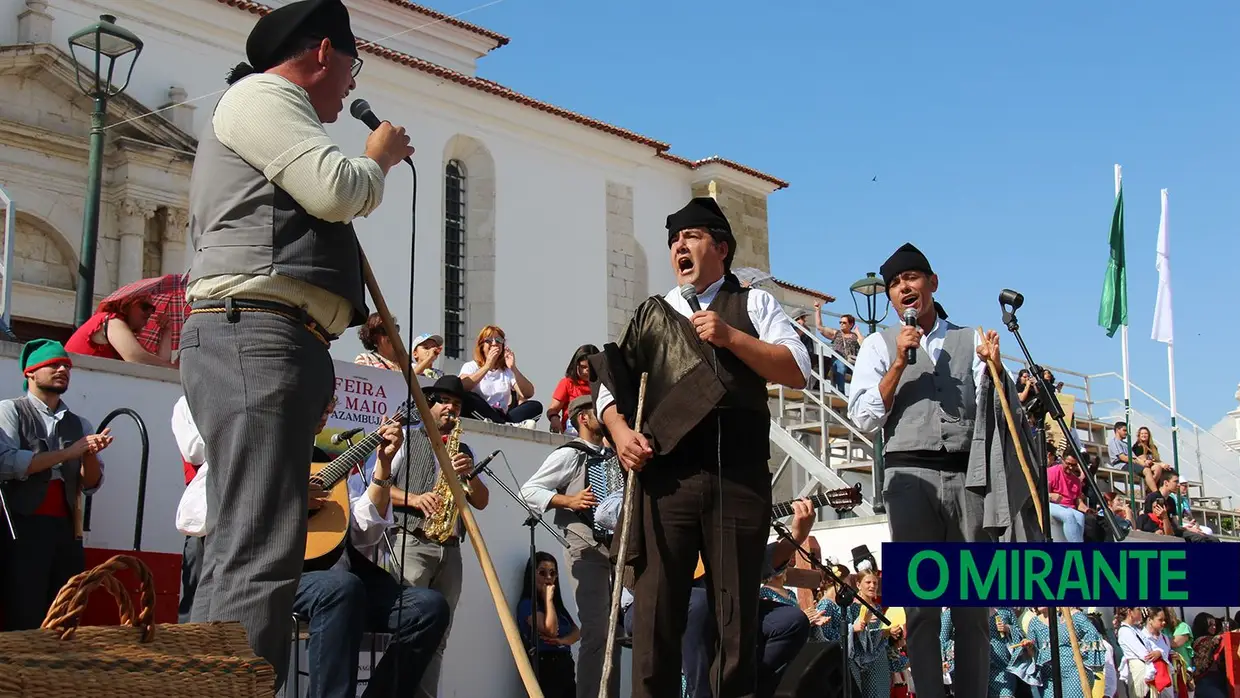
[976,327,1092,693]
[361,252,543,697]
[599,372,649,696]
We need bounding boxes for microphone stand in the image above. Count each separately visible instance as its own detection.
[998,293,1126,698]
[474,455,570,687]
[771,520,888,698]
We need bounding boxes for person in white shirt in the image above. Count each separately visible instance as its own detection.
[458,325,542,428]
[521,395,623,698]
[173,394,449,697]
[844,243,1004,698]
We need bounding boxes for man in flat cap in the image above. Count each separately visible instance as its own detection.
[591,196,811,698]
[520,394,624,697]
[179,0,415,684]
[846,243,1032,698]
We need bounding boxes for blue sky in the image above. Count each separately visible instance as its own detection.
[464,0,1238,426]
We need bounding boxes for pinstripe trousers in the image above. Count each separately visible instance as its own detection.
[179,310,335,688]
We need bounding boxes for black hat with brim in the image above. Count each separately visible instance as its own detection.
[423,375,467,403]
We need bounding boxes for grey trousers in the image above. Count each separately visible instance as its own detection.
[394,530,463,698]
[566,541,622,698]
[883,465,990,698]
[179,310,334,688]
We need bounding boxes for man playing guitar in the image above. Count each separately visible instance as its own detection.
[175,396,451,697]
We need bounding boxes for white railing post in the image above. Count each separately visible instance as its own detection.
[0,185,15,329]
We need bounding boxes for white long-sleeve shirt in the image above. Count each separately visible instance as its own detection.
[171,396,392,555]
[596,276,811,416]
[845,314,988,434]
[520,439,608,512]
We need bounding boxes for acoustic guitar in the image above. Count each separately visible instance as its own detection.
[304,406,410,570]
[692,484,863,581]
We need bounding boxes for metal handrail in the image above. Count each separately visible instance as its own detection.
[1088,371,1240,456]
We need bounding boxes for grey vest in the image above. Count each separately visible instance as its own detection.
[187,92,369,326]
[879,321,977,454]
[551,440,617,553]
[0,397,85,516]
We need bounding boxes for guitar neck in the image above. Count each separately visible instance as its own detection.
[317,431,387,489]
[770,489,857,518]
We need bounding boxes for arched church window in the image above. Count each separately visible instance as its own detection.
[444,159,467,359]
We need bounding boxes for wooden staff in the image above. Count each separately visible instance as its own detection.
[362,253,543,697]
[599,372,649,696]
[976,328,1091,694]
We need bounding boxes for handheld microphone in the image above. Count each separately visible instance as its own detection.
[679,283,702,313]
[902,307,918,365]
[463,449,501,482]
[332,427,365,445]
[349,98,413,167]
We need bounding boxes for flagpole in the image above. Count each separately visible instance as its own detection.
[1116,164,1135,511]
[1158,188,1182,477]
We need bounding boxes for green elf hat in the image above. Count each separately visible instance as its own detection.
[21,338,72,391]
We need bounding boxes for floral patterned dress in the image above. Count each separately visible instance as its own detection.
[1026,611,1108,698]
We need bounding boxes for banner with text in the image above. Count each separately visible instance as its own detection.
[881,542,1240,607]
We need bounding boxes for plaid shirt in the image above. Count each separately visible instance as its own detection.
[354,351,400,371]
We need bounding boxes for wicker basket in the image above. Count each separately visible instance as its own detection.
[0,554,275,697]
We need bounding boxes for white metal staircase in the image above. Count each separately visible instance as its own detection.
[766,324,883,515]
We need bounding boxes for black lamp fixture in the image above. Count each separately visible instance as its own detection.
[848,272,888,334]
[67,13,143,327]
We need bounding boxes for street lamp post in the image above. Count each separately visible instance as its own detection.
[68,14,143,327]
[850,272,889,513]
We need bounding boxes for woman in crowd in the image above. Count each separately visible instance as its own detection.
[1085,611,1119,698]
[458,325,542,427]
[811,568,902,697]
[517,552,578,698]
[354,312,402,371]
[812,300,864,394]
[806,563,850,645]
[65,296,176,367]
[1162,606,1194,695]
[1022,607,1108,698]
[545,344,597,434]
[1102,492,1134,535]
[1132,426,1173,493]
[1117,607,1176,698]
[1191,613,1234,698]
[988,607,1031,698]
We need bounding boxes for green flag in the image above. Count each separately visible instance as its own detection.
[1098,187,1127,337]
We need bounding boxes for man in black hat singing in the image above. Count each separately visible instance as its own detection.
[178,0,415,684]
[591,197,811,698]
[845,243,1016,698]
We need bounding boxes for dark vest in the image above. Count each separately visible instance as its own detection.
[1,397,85,517]
[187,87,369,326]
[668,278,771,468]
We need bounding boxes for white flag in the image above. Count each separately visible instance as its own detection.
[1151,189,1174,344]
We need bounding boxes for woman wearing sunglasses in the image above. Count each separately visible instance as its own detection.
[64,296,176,367]
[458,325,542,428]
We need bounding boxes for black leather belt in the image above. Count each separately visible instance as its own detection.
[189,298,336,343]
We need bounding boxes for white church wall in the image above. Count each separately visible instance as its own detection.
[3,0,708,409]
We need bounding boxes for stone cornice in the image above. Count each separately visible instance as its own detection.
[0,43,198,153]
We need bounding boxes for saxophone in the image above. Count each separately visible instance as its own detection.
[421,419,472,543]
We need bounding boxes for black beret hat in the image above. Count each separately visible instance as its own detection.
[228,0,358,83]
[666,197,737,269]
[879,242,933,289]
